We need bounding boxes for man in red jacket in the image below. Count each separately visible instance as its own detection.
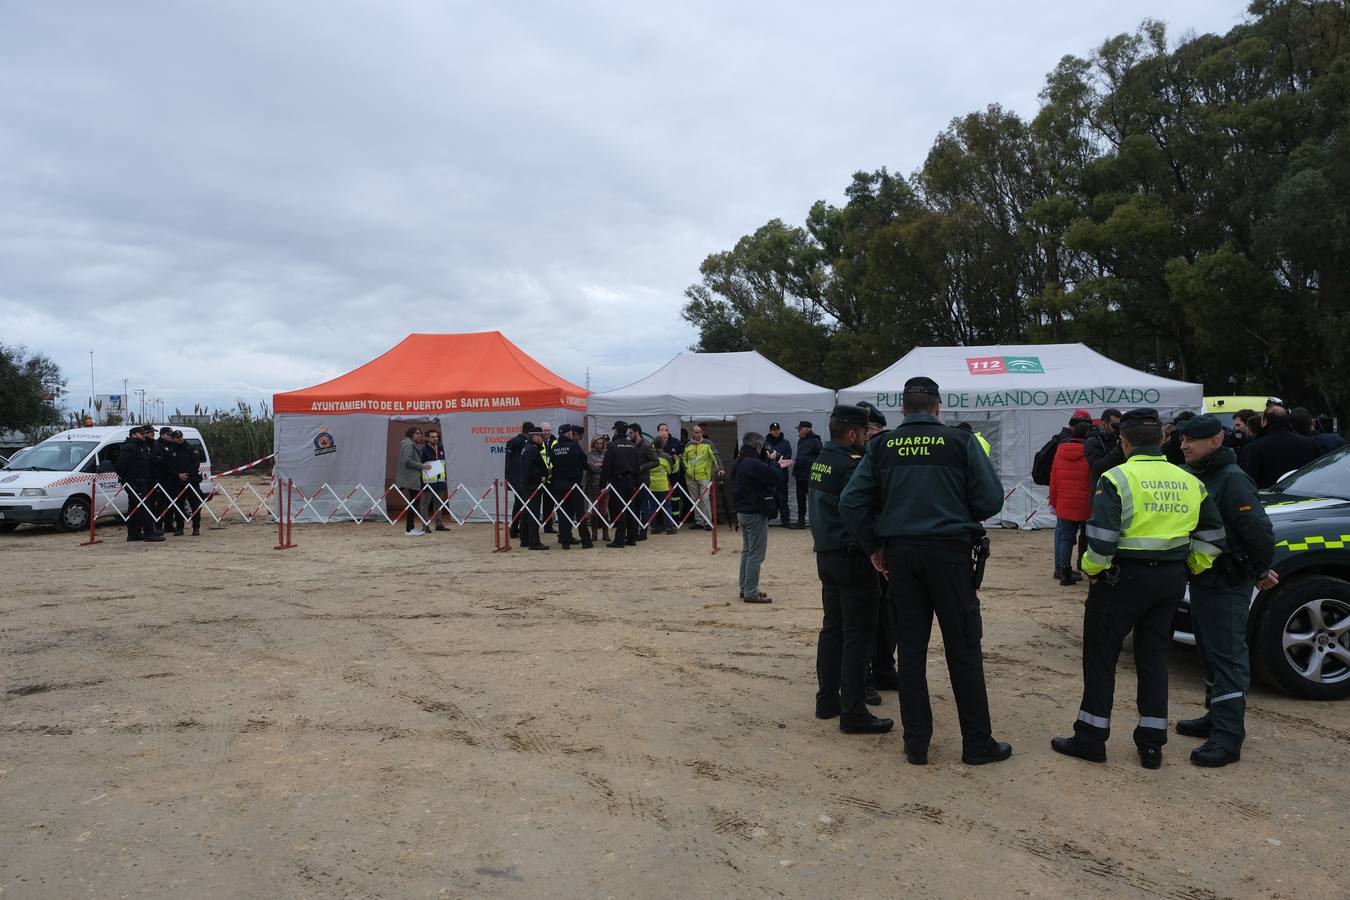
[1049,420,1093,585]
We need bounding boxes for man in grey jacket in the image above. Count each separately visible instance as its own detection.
[396,426,432,536]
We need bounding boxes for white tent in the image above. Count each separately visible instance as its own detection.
[587,351,835,507]
[837,343,1204,528]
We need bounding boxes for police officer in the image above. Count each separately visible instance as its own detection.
[151,426,177,535]
[550,424,594,550]
[115,426,163,543]
[763,422,793,527]
[1052,408,1226,769]
[519,427,549,550]
[857,401,895,703]
[1176,414,1277,767]
[600,423,643,548]
[539,422,558,533]
[812,404,893,735]
[170,430,203,536]
[840,377,1011,766]
[504,421,534,540]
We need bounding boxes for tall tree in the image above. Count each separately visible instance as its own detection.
[0,344,66,432]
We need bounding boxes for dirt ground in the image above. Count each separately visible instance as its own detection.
[2,516,1347,899]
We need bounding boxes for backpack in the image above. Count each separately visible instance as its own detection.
[1031,433,1062,486]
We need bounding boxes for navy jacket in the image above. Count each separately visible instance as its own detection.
[731,446,779,515]
[793,432,824,478]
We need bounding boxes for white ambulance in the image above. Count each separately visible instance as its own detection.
[0,426,214,532]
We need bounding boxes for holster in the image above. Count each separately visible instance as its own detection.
[971,534,991,589]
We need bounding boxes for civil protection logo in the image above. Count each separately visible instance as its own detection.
[1003,356,1045,374]
[313,427,338,456]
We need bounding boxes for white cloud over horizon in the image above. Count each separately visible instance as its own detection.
[0,0,1246,417]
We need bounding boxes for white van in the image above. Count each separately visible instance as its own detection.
[0,426,214,532]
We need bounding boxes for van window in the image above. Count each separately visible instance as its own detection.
[91,443,122,473]
[184,439,207,464]
[3,439,99,472]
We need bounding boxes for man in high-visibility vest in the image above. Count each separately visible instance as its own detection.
[1052,408,1226,770]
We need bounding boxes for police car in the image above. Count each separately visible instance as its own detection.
[0,426,214,533]
[1174,446,1350,700]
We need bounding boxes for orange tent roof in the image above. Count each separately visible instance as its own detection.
[274,332,589,415]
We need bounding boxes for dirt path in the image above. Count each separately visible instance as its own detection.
[1,520,1346,898]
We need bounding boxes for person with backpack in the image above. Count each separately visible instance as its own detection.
[1049,420,1093,585]
[1033,410,1092,486]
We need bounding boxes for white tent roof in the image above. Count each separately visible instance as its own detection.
[838,343,1202,413]
[588,351,835,417]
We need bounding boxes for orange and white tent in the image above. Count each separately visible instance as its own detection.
[273,332,588,520]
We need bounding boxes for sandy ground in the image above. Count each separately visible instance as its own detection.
[1,514,1347,899]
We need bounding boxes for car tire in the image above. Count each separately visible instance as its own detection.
[1254,575,1350,700]
[57,496,90,533]
[0,521,18,532]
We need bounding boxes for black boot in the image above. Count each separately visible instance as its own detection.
[1050,735,1105,762]
[1190,740,1240,767]
[1058,568,1075,586]
[1176,713,1212,738]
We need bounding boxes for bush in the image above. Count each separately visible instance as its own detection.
[199,402,274,472]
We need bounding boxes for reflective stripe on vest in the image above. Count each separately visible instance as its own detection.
[1103,454,1205,552]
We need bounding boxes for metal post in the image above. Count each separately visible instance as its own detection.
[710,480,719,555]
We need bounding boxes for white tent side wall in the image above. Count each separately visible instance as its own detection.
[275,408,574,522]
[838,344,1204,528]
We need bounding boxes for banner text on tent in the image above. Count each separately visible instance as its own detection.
[307,397,523,413]
[873,387,1164,410]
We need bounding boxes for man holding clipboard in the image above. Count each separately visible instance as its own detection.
[422,428,450,532]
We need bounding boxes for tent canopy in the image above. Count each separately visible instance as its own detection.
[838,343,1201,414]
[587,351,834,418]
[274,332,588,415]
[838,344,1204,528]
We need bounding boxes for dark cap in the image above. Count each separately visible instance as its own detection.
[128,427,141,438]
[768,422,781,431]
[170,429,184,438]
[797,420,812,430]
[613,421,628,431]
[829,404,869,427]
[855,401,887,428]
[138,424,155,435]
[903,376,940,397]
[1119,408,1161,428]
[1176,414,1222,439]
[521,421,536,433]
[527,425,543,435]
[159,426,173,435]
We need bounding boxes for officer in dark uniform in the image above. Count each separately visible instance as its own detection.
[549,424,593,549]
[811,404,893,734]
[1177,414,1276,767]
[519,427,549,550]
[1052,408,1226,769]
[600,424,643,548]
[151,426,177,535]
[170,430,203,536]
[857,401,895,703]
[840,377,1011,766]
[504,421,534,539]
[115,426,163,543]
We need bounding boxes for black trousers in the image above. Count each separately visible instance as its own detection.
[166,481,203,532]
[609,476,639,544]
[871,583,898,687]
[557,482,591,546]
[519,484,544,547]
[886,540,994,752]
[508,480,523,536]
[124,480,154,539]
[815,548,883,723]
[794,476,810,524]
[1073,560,1187,750]
[774,478,790,525]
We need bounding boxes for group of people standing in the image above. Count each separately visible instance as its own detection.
[114,425,203,542]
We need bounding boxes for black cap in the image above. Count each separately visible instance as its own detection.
[128,427,140,438]
[829,404,868,427]
[527,425,543,435]
[903,376,940,397]
[613,421,628,431]
[159,426,173,435]
[1119,408,1161,428]
[522,421,536,433]
[1176,414,1222,438]
[768,422,781,431]
[170,429,184,437]
[797,420,812,430]
[855,401,887,428]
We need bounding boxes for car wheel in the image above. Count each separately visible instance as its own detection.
[1254,575,1350,700]
[58,496,90,533]
[0,521,18,532]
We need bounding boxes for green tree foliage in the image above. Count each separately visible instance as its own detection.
[0,344,65,432]
[682,1,1350,415]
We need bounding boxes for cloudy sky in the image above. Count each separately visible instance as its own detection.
[1,0,1244,417]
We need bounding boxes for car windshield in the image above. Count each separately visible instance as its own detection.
[1,439,99,472]
[1271,446,1350,500]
